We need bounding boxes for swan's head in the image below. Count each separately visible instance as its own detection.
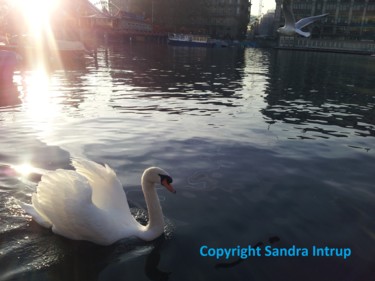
[142,167,175,194]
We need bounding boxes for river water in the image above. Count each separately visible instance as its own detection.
[0,44,374,281]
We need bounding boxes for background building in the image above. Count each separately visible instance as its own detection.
[274,0,375,40]
[198,0,251,39]
[257,9,276,37]
[107,0,251,39]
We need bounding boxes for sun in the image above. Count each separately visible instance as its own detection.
[13,0,61,33]
[10,0,64,67]
[13,0,60,17]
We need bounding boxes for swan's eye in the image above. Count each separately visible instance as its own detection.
[159,174,173,184]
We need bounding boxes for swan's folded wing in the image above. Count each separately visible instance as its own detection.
[71,158,130,214]
[31,170,101,240]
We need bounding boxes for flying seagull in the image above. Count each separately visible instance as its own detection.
[278,0,329,37]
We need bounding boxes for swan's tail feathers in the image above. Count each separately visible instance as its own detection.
[18,199,53,228]
[295,29,311,38]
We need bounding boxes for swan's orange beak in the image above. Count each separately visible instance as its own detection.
[162,178,176,194]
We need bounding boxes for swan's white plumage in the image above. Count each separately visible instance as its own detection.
[72,159,131,214]
[20,159,174,245]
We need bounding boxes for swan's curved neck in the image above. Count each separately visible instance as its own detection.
[137,179,165,241]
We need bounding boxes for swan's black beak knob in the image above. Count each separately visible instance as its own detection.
[160,175,176,194]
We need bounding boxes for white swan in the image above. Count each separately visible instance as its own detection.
[278,0,329,37]
[20,159,175,245]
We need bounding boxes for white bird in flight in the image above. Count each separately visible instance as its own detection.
[278,0,329,37]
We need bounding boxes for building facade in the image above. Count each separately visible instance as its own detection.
[200,0,251,39]
[274,0,375,40]
[258,9,276,37]
[106,0,251,39]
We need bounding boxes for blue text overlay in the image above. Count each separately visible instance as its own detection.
[199,245,351,260]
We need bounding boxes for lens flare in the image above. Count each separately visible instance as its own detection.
[12,0,63,67]
[12,163,34,176]
[13,0,60,22]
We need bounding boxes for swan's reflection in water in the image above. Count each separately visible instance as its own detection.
[47,235,171,281]
[214,236,280,270]
[145,237,171,281]
[0,219,172,281]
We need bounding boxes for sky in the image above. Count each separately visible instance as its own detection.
[251,0,276,15]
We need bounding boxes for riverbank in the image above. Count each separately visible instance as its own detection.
[277,36,375,55]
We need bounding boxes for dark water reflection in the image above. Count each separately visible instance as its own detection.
[0,44,374,281]
[104,45,248,116]
[263,51,375,141]
[109,45,246,94]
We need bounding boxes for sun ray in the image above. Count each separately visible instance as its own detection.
[11,0,63,68]
[21,68,60,138]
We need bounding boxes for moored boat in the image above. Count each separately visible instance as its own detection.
[0,34,90,65]
[168,33,214,47]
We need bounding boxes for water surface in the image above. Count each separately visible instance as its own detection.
[0,44,374,281]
